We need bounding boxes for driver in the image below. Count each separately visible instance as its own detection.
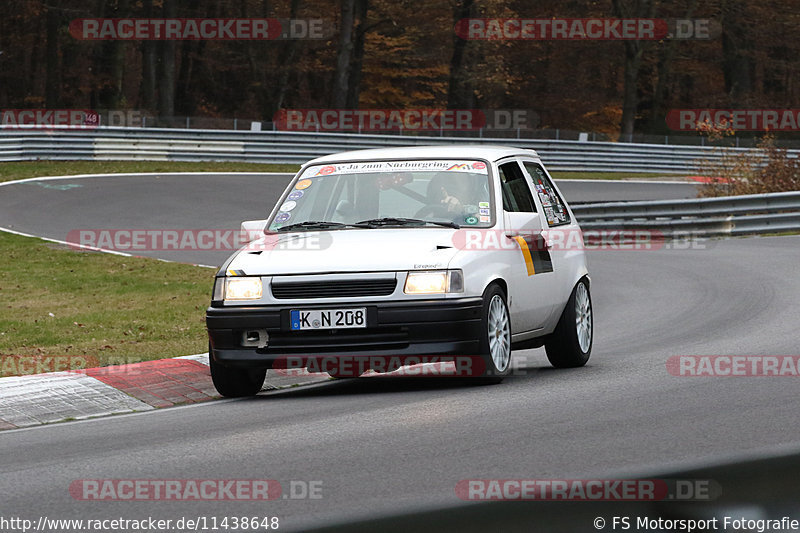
[426,172,476,215]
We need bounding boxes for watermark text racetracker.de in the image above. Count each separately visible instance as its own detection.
[0,355,99,377]
[273,108,538,132]
[667,109,800,132]
[451,228,709,252]
[1,109,98,129]
[69,18,332,40]
[667,356,800,377]
[66,228,332,253]
[456,478,720,501]
[273,355,488,378]
[455,18,715,40]
[69,478,322,501]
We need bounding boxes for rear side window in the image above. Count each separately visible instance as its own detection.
[522,162,570,226]
[498,162,536,213]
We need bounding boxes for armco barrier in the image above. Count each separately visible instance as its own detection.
[572,191,800,237]
[300,448,800,533]
[0,126,779,173]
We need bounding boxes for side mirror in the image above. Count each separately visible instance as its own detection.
[503,211,542,236]
[240,219,268,243]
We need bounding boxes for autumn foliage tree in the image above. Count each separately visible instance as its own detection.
[0,0,799,138]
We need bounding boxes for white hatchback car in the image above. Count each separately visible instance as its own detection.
[206,145,592,397]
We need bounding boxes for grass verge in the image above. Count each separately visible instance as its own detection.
[0,160,300,183]
[0,231,212,376]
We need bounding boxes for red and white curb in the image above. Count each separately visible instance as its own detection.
[0,354,328,430]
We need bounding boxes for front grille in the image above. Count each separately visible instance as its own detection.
[271,279,397,299]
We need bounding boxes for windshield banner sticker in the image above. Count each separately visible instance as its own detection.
[301,160,489,178]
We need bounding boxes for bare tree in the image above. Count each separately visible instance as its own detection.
[45,0,63,107]
[447,0,475,109]
[332,0,356,108]
[158,0,177,117]
[647,0,698,133]
[720,0,753,106]
[612,0,655,141]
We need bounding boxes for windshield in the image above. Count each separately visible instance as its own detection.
[268,159,493,231]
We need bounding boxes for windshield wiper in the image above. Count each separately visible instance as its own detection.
[356,217,460,229]
[275,220,368,232]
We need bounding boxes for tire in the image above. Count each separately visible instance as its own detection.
[477,284,512,382]
[545,279,593,368]
[209,347,267,397]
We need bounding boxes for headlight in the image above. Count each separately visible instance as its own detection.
[404,270,464,294]
[224,277,263,300]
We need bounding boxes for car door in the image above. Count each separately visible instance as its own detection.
[518,159,579,311]
[496,159,559,334]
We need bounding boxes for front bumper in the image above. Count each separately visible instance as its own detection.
[206,297,483,368]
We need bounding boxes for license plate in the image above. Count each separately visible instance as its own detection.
[290,308,367,330]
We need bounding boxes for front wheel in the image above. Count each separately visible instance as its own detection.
[545,279,593,368]
[477,285,512,382]
[209,349,267,397]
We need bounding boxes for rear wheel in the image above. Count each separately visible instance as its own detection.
[477,284,512,382]
[545,279,592,368]
[209,347,267,397]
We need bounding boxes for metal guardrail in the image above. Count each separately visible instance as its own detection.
[305,447,800,533]
[0,126,780,173]
[572,191,800,237]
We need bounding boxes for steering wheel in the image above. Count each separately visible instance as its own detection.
[414,204,452,219]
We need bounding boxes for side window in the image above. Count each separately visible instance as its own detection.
[498,162,536,213]
[522,162,570,226]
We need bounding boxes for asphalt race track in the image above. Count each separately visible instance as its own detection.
[2,173,798,531]
[0,173,698,265]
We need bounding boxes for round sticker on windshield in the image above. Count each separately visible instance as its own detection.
[465,216,478,225]
[287,190,304,201]
[275,212,291,223]
[295,179,312,190]
[317,165,336,175]
[279,200,297,212]
[472,162,486,170]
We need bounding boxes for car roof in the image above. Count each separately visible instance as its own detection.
[306,145,540,165]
